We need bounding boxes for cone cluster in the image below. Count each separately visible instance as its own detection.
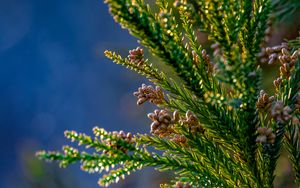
[106,131,134,154]
[170,134,187,144]
[133,84,164,105]
[128,47,145,66]
[271,101,292,123]
[273,77,282,90]
[175,182,191,188]
[265,44,298,78]
[180,110,205,133]
[148,110,177,137]
[256,90,275,110]
[256,127,276,144]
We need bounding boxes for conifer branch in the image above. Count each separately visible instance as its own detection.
[37,1,300,187]
[105,0,204,96]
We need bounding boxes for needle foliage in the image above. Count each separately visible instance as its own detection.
[37,0,300,187]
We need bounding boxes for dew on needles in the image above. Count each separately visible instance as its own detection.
[36,0,300,187]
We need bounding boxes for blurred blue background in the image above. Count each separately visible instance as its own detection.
[0,0,162,187]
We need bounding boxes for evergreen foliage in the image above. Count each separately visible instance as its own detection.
[37,0,300,187]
